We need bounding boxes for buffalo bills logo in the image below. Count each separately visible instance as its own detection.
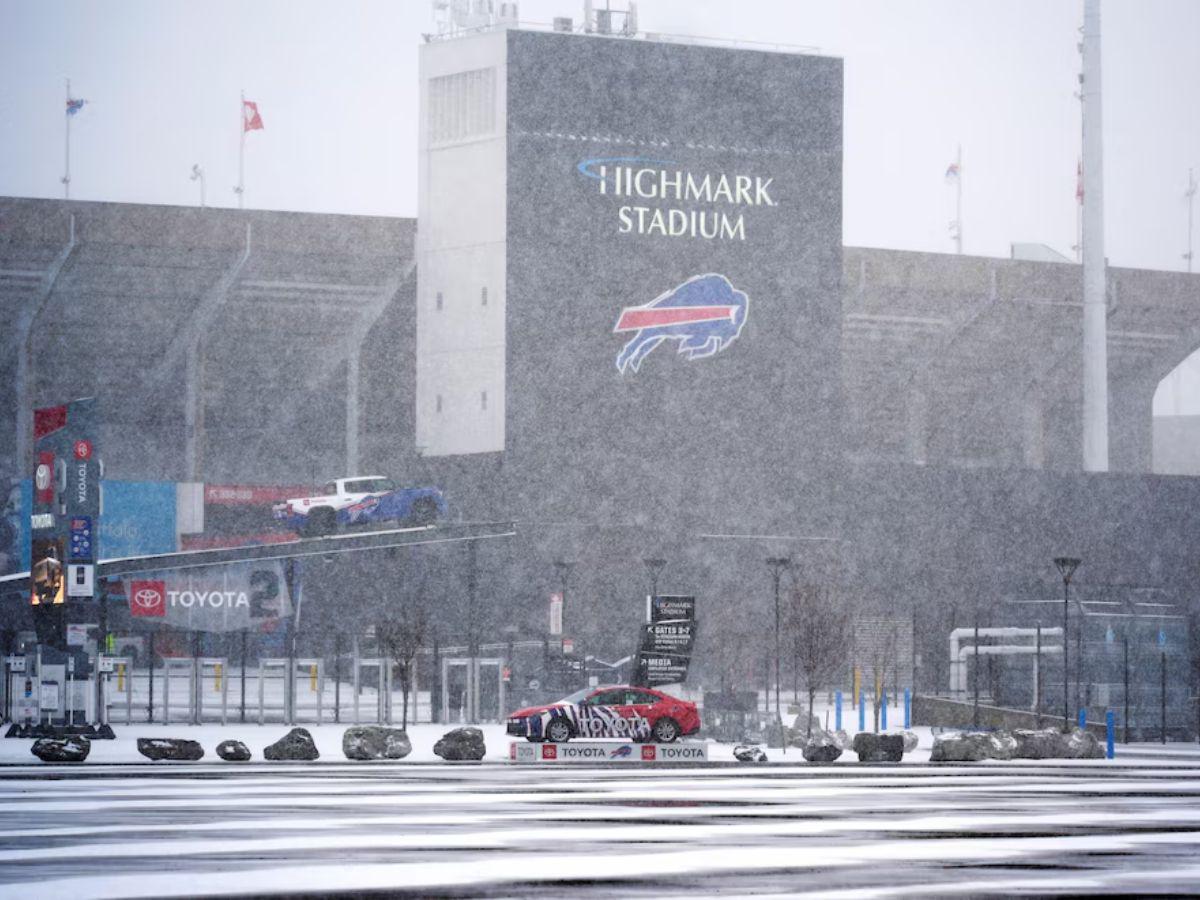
[614,274,749,374]
[609,744,633,758]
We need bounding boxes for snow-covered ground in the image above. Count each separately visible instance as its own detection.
[1,750,1198,897]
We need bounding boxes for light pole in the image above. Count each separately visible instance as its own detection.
[1054,557,1081,732]
[642,557,666,600]
[766,557,791,747]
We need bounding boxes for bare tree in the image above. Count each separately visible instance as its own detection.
[787,582,850,738]
[867,623,900,733]
[376,598,428,730]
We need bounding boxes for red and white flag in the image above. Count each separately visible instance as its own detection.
[1076,158,1084,203]
[242,100,264,133]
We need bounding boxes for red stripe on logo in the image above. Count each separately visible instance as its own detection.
[614,305,735,332]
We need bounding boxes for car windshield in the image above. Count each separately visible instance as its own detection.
[556,686,598,705]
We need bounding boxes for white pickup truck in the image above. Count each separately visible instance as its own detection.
[272,476,446,537]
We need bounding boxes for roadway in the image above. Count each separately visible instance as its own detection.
[1,748,1199,897]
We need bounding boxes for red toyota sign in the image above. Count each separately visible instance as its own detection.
[73,439,92,460]
[541,744,558,759]
[641,745,656,761]
[129,580,166,617]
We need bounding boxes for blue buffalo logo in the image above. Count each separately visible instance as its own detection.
[609,744,633,758]
[614,274,749,374]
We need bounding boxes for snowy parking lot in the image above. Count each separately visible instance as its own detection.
[1,737,1198,897]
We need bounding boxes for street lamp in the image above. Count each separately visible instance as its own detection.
[766,557,791,747]
[1053,556,1081,732]
[642,557,666,599]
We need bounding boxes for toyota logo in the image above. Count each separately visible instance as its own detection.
[35,464,50,491]
[133,587,163,609]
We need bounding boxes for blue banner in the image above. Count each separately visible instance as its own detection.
[1,479,176,575]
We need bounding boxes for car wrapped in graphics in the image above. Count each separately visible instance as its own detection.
[272,476,447,537]
[506,685,701,744]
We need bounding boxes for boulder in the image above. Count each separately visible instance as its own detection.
[343,726,413,761]
[433,727,486,761]
[1065,728,1105,759]
[901,731,919,752]
[137,737,204,761]
[263,727,319,761]
[733,744,767,763]
[852,732,905,763]
[802,730,843,763]
[216,739,251,761]
[1012,728,1064,759]
[31,736,90,763]
[930,731,1016,762]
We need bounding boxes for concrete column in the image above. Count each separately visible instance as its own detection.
[1109,381,1154,474]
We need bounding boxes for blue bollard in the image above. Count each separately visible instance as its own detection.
[881,692,888,730]
[1078,708,1087,730]
[1105,710,1115,759]
[858,688,865,732]
[904,688,911,729]
[835,691,843,732]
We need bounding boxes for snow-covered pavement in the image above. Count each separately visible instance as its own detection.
[1,747,1199,897]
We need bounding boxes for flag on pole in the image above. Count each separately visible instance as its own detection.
[66,98,86,116]
[242,100,264,132]
[944,162,960,182]
[1076,158,1084,203]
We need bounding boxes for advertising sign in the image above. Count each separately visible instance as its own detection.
[634,595,698,688]
[508,741,708,763]
[123,561,291,633]
[648,595,696,624]
[30,398,100,610]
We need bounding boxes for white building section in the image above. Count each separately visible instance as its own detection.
[416,28,508,456]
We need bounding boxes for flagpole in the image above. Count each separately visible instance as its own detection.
[1075,160,1083,263]
[237,89,245,210]
[1186,167,1196,274]
[954,144,963,255]
[63,78,71,200]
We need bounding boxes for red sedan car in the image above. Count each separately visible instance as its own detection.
[506,685,701,743]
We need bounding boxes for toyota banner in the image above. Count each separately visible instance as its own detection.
[125,561,291,632]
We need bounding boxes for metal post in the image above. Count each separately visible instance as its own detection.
[240,629,247,724]
[835,690,842,732]
[1035,623,1042,724]
[1076,610,1084,722]
[1161,649,1167,745]
[904,687,911,730]
[1123,634,1130,743]
[973,609,980,727]
[1106,710,1115,759]
[1062,577,1070,729]
[858,687,865,733]
[468,542,478,722]
[766,557,789,753]
[334,633,342,724]
[147,631,155,723]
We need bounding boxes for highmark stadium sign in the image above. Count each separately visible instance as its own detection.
[577,157,776,240]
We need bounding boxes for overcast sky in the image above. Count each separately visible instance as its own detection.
[2,0,1199,406]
